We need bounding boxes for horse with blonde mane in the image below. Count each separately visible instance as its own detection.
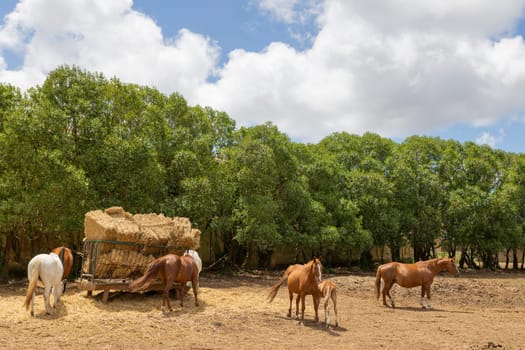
[129,251,200,312]
[318,279,338,328]
[375,257,459,309]
[23,253,64,316]
[268,257,323,323]
[51,246,74,293]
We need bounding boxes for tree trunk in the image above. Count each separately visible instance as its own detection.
[0,234,9,282]
[512,249,519,270]
[505,248,511,270]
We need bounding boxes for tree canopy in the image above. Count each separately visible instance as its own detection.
[1,65,524,279]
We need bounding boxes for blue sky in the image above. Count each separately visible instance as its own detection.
[2,0,525,153]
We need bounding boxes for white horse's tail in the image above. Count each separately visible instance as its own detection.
[23,259,41,310]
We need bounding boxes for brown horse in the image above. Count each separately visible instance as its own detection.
[375,257,459,308]
[51,246,74,293]
[268,257,323,323]
[129,252,200,312]
[318,279,338,328]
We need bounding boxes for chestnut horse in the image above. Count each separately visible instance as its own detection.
[375,257,459,308]
[129,252,200,312]
[51,246,74,293]
[318,279,338,328]
[268,257,323,323]
[23,253,64,316]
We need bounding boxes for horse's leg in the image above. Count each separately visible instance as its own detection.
[383,281,394,307]
[162,279,173,312]
[44,284,52,314]
[53,283,62,308]
[287,290,293,318]
[295,294,300,319]
[300,294,306,324]
[420,285,426,309]
[179,283,185,307]
[312,294,319,322]
[425,284,432,309]
[191,278,199,306]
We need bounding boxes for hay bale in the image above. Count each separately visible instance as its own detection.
[133,213,174,245]
[83,207,201,279]
[84,209,141,244]
[84,210,117,241]
[104,206,126,217]
[167,227,201,249]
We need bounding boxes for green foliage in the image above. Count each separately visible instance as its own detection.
[1,65,524,274]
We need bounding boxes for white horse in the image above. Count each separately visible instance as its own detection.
[184,249,202,288]
[23,253,64,316]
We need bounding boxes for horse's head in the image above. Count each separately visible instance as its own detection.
[311,256,323,283]
[444,257,460,277]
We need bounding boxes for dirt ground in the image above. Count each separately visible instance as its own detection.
[1,269,524,350]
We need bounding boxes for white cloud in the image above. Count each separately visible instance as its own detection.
[475,128,506,148]
[476,132,497,148]
[0,0,219,91]
[3,0,525,144]
[255,0,321,24]
[195,0,525,141]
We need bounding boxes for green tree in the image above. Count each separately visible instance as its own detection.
[388,136,443,261]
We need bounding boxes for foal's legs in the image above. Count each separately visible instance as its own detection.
[332,292,339,327]
[323,293,331,327]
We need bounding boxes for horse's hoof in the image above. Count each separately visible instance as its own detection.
[30,311,34,317]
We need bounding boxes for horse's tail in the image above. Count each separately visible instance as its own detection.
[375,265,383,299]
[129,259,162,292]
[23,259,40,310]
[267,274,289,303]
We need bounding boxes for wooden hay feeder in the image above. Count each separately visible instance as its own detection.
[77,207,200,302]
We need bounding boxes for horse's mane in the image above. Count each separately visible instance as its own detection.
[419,258,453,272]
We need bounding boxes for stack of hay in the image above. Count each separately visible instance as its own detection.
[82,207,201,279]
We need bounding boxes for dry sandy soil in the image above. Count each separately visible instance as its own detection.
[1,269,524,350]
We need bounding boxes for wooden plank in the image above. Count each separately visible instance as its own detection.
[76,278,182,303]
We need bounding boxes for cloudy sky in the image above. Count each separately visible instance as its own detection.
[2,0,525,152]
